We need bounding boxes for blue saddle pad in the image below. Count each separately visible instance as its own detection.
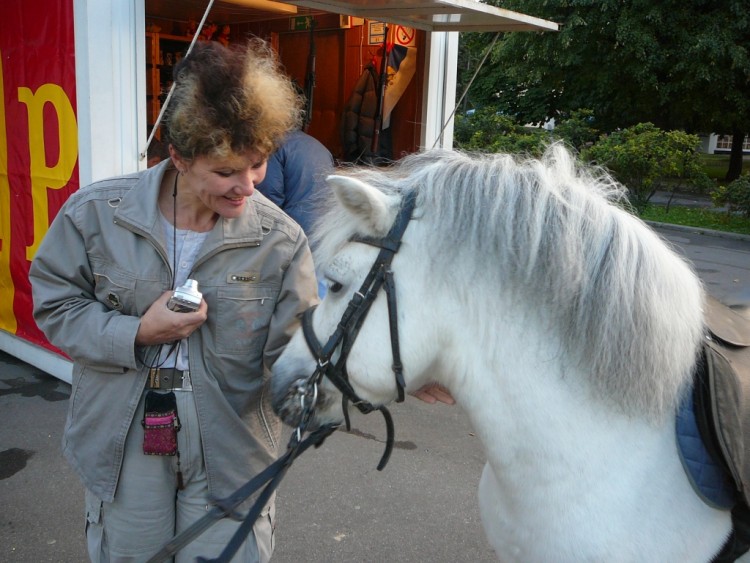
[676,392,735,510]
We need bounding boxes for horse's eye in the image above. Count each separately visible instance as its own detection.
[329,281,343,293]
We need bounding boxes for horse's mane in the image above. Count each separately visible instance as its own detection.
[313,144,705,422]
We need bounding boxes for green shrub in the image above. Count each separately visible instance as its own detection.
[454,108,601,156]
[454,108,549,155]
[582,123,706,211]
[690,173,718,196]
[712,174,750,217]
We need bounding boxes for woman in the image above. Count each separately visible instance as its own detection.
[29,39,316,562]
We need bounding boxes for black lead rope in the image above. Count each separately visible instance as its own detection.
[146,425,335,563]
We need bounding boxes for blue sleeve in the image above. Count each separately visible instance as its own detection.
[256,132,334,238]
[281,157,331,234]
[256,151,285,208]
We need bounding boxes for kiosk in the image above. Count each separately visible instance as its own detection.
[0,0,556,382]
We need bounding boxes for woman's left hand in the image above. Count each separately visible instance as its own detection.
[410,383,455,405]
[135,291,208,345]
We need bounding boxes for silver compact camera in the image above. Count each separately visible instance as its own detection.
[167,279,202,313]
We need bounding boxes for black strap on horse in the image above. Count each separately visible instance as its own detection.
[301,189,417,470]
[712,503,750,563]
[145,424,335,563]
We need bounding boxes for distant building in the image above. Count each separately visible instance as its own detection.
[699,134,750,154]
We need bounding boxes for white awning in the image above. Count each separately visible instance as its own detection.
[281,0,558,32]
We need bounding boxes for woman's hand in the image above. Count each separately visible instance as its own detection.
[135,291,208,345]
[411,383,455,405]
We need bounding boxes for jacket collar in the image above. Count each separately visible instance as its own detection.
[114,159,264,252]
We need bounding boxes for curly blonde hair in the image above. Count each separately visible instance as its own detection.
[164,38,302,161]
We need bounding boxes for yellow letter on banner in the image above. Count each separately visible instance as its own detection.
[0,53,16,332]
[18,83,78,261]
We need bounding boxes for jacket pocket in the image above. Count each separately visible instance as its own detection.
[92,261,164,316]
[92,262,137,314]
[215,285,278,356]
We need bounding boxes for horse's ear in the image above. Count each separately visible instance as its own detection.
[326,175,397,235]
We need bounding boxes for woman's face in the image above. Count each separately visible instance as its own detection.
[178,150,268,219]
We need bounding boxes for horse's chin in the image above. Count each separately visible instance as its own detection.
[271,376,342,430]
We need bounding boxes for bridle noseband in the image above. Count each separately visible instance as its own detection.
[300,190,417,470]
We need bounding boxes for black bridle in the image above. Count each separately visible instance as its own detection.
[300,189,417,470]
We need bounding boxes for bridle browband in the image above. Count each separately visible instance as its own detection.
[300,189,417,470]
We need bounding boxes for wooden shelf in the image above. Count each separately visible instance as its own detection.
[145,32,193,131]
[156,33,193,43]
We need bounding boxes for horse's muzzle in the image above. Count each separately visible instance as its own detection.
[271,376,308,427]
[271,373,339,430]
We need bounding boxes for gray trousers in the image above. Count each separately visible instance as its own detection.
[84,390,274,562]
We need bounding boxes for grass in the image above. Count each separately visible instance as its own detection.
[639,204,750,236]
[697,153,750,181]
[636,154,750,235]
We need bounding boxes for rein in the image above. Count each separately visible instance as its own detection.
[300,189,417,470]
[146,424,336,563]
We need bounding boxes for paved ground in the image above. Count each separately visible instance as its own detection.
[1,223,748,562]
[650,189,723,210]
[0,356,495,563]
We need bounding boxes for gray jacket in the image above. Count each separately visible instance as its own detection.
[29,159,318,503]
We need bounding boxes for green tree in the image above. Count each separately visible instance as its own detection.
[550,109,600,152]
[458,0,750,179]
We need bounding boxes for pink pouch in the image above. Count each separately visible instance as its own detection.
[142,410,180,456]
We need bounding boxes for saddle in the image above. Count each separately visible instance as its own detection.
[690,295,750,561]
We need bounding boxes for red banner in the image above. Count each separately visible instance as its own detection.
[0,0,79,352]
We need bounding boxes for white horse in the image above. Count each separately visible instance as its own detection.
[271,145,738,561]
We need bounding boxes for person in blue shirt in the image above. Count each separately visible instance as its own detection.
[256,129,334,296]
[256,129,334,238]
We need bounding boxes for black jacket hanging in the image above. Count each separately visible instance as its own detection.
[339,63,392,165]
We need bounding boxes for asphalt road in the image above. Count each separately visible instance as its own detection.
[1,224,748,562]
[649,223,750,306]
